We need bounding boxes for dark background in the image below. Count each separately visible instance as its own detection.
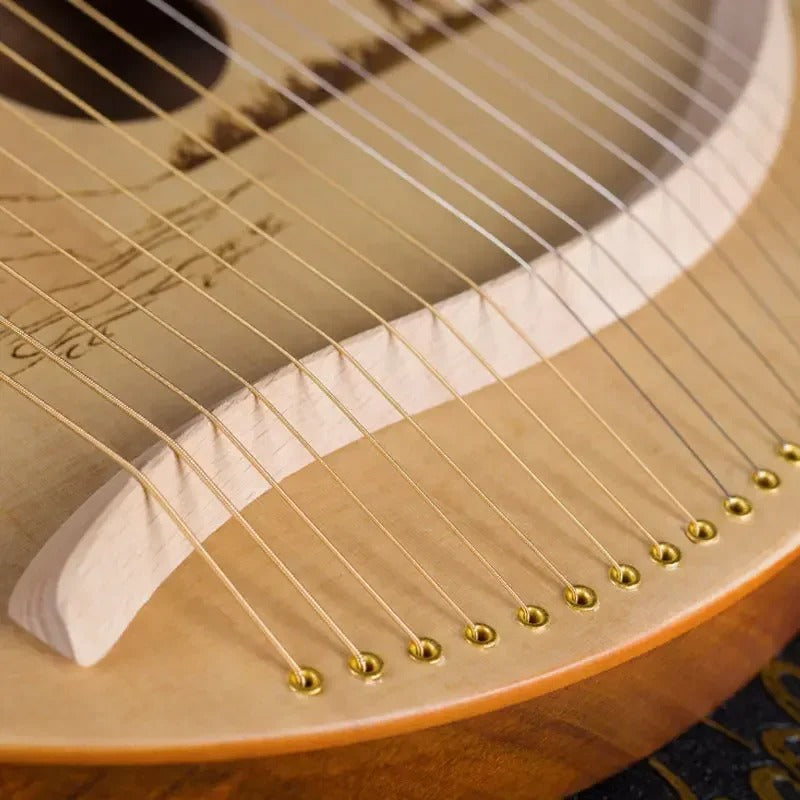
[573,636,800,799]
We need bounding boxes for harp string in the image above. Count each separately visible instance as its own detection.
[146,0,742,496]
[556,0,759,134]
[0,141,554,614]
[0,0,787,685]
[260,0,792,453]
[301,0,800,448]
[322,0,800,433]
[0,259,434,652]
[382,0,789,440]
[0,0,780,580]
[486,0,800,346]
[386,0,800,388]
[0,127,581,612]
[0,202,481,632]
[653,0,786,97]
[1,2,660,562]
[0,320,353,678]
[6,0,780,512]
[550,0,800,302]
[9,0,780,504]
[651,0,800,188]
[0,373,312,679]
[63,0,697,528]
[604,0,800,291]
[212,0,772,479]
[564,0,799,197]
[610,0,783,131]
[0,6,649,574]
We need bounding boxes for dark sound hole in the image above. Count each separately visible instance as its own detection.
[0,0,228,121]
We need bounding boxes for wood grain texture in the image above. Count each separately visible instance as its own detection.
[13,1,785,665]
[2,554,797,800]
[0,0,799,780]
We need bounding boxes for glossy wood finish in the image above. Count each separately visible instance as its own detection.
[0,0,798,784]
[12,0,785,670]
[2,555,797,799]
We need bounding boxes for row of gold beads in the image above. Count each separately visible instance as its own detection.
[288,444,798,695]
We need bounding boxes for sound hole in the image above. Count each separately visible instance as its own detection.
[0,0,228,121]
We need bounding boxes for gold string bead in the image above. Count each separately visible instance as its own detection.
[778,441,800,463]
[751,469,780,491]
[724,495,753,517]
[650,542,682,568]
[563,585,598,610]
[288,667,324,696]
[347,652,385,681]
[464,623,498,648]
[407,637,443,664]
[516,605,549,628]
[609,563,641,589]
[685,520,718,544]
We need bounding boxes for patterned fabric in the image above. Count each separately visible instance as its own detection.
[573,637,800,800]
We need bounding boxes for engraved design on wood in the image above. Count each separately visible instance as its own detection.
[7,0,792,666]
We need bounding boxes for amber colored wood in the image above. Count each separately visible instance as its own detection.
[2,555,797,800]
[1,0,799,793]
[10,0,782,671]
[3,0,785,759]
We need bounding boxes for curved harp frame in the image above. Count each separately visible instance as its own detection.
[0,0,797,781]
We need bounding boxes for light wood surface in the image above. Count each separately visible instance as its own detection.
[0,0,797,778]
[11,0,785,667]
[2,555,797,798]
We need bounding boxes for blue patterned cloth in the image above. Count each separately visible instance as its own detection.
[573,637,800,800]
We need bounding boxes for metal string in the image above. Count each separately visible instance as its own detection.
[27,6,661,562]
[611,0,783,131]
[10,0,659,558]
[69,1,701,531]
[0,11,624,577]
[652,0,787,100]
[238,0,760,481]
[608,0,800,280]
[442,0,800,400]
[651,0,800,220]
[555,0,759,133]
[0,315,367,668]
[651,0,800,186]
[0,370,308,677]
[568,0,800,211]
[152,0,736,496]
[0,258,426,655]
[377,0,787,446]
[0,200,478,633]
[64,0,697,528]
[0,0,778,673]
[550,0,800,312]
[301,0,792,447]
[313,0,774,471]
[0,121,557,612]
[349,0,800,436]
[486,0,800,365]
